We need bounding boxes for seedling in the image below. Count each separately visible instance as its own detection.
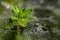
[4,5,33,29]
[4,5,34,40]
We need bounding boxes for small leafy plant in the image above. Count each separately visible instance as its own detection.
[4,5,34,40]
[5,5,34,29]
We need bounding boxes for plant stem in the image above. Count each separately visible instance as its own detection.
[16,21,20,40]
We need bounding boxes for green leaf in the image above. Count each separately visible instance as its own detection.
[20,9,32,18]
[11,16,18,20]
[24,9,33,14]
[11,5,20,14]
[5,23,14,29]
[19,18,29,27]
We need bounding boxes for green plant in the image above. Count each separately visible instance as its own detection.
[4,5,34,40]
[5,5,34,29]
